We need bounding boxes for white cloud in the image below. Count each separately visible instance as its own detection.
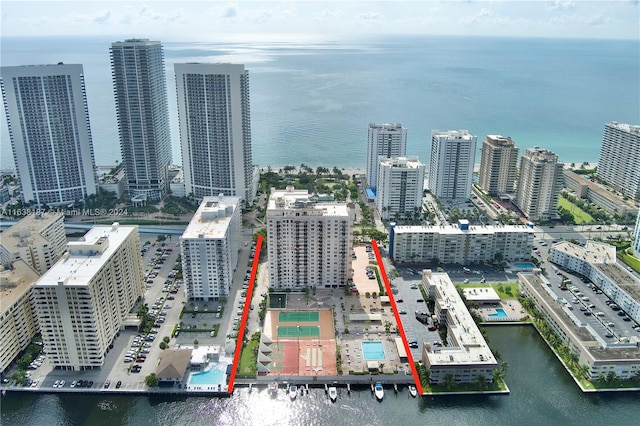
[222,4,238,18]
[548,0,575,11]
[358,11,380,20]
[479,8,493,17]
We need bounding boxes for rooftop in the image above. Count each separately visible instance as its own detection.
[268,187,350,217]
[552,240,617,264]
[0,213,63,253]
[0,259,40,312]
[393,223,534,236]
[182,196,240,239]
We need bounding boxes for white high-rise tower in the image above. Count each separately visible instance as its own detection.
[366,123,407,190]
[429,130,477,200]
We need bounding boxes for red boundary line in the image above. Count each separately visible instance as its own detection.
[372,240,424,395]
[227,235,263,393]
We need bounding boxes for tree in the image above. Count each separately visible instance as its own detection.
[145,373,159,387]
[163,336,170,344]
[476,374,487,391]
[193,339,199,346]
[159,341,168,350]
[444,373,456,390]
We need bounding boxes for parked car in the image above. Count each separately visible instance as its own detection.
[115,381,122,389]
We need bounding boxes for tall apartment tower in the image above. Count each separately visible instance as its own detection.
[0,213,67,275]
[478,135,519,196]
[110,39,172,202]
[175,63,256,204]
[514,147,564,221]
[32,223,144,371]
[267,187,352,289]
[429,130,477,200]
[1,64,97,206]
[366,123,407,190]
[598,122,640,200]
[376,156,425,221]
[180,196,241,301]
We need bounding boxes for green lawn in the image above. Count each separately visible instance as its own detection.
[464,283,519,300]
[620,248,640,274]
[558,197,594,224]
[237,339,259,377]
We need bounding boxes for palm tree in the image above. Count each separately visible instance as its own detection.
[476,374,487,391]
[444,374,456,390]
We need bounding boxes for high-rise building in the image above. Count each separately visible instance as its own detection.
[110,39,172,202]
[633,210,640,258]
[366,123,407,190]
[0,213,67,275]
[1,64,97,206]
[514,147,563,221]
[429,130,477,200]
[267,187,352,289]
[478,135,519,196]
[598,122,640,200]
[376,156,425,221]
[180,196,241,301]
[32,223,144,371]
[175,63,257,204]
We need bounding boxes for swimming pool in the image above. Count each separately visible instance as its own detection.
[362,342,385,361]
[488,308,508,318]
[189,363,226,386]
[513,262,535,270]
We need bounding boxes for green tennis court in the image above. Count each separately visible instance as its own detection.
[278,311,319,322]
[277,325,320,337]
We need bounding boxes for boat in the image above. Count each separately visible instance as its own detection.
[374,382,384,401]
[268,382,278,397]
[328,386,338,402]
[289,384,297,400]
[408,385,417,398]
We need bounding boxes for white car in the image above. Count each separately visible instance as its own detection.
[53,380,60,388]
[59,380,65,387]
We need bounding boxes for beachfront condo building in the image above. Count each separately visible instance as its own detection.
[429,130,477,200]
[1,64,97,206]
[375,156,425,221]
[267,187,353,289]
[180,196,241,301]
[478,135,519,196]
[514,147,563,221]
[366,123,407,191]
[0,213,67,275]
[175,63,258,204]
[0,260,41,374]
[32,224,144,371]
[421,270,498,385]
[598,122,640,201]
[110,39,172,202]
[389,220,534,264]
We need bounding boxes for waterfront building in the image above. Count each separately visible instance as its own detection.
[634,210,640,258]
[563,169,638,218]
[375,156,425,221]
[180,196,241,301]
[32,223,144,371]
[478,135,519,196]
[390,220,534,264]
[0,213,66,275]
[429,130,477,200]
[421,270,498,385]
[267,187,352,289]
[1,64,97,206]
[97,166,126,199]
[598,122,640,200]
[519,270,640,381]
[110,39,172,202]
[0,260,40,374]
[175,63,257,204]
[514,147,563,221]
[366,123,407,190]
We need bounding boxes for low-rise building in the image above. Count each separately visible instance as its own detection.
[421,270,498,385]
[563,170,638,218]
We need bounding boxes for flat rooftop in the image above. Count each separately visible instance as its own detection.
[268,188,350,217]
[0,259,40,312]
[182,196,239,239]
[552,240,617,264]
[0,213,63,253]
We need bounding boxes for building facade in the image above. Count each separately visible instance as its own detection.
[390,220,534,264]
[478,135,519,196]
[429,130,477,200]
[32,224,144,371]
[0,213,67,275]
[563,169,638,218]
[514,147,563,221]
[598,122,640,200]
[366,123,407,190]
[375,156,425,221]
[180,196,241,301]
[110,39,172,202]
[634,210,640,258]
[421,270,498,385]
[1,64,97,206]
[267,187,352,289]
[0,260,41,374]
[175,63,257,204]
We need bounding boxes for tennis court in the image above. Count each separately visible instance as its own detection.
[279,311,320,322]
[277,325,320,338]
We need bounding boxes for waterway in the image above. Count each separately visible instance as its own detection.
[2,326,639,425]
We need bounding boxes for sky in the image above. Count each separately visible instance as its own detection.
[1,0,639,41]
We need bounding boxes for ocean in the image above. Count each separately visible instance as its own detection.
[1,35,638,171]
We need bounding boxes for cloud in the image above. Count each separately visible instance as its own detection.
[549,13,610,26]
[208,3,237,18]
[547,0,575,11]
[478,8,493,17]
[358,11,380,20]
[92,10,111,24]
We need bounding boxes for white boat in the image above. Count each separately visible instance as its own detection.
[374,382,384,401]
[289,384,297,400]
[328,386,338,402]
[408,385,417,398]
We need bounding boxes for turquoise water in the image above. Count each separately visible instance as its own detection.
[188,364,225,386]
[514,262,535,269]
[362,342,385,361]
[489,308,508,318]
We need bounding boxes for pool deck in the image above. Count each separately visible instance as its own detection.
[478,300,526,322]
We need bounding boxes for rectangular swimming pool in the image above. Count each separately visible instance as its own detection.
[362,341,385,361]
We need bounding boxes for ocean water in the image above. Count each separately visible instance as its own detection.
[1,35,638,171]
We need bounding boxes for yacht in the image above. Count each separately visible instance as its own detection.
[289,384,297,400]
[408,385,418,398]
[328,386,338,402]
[374,382,384,401]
